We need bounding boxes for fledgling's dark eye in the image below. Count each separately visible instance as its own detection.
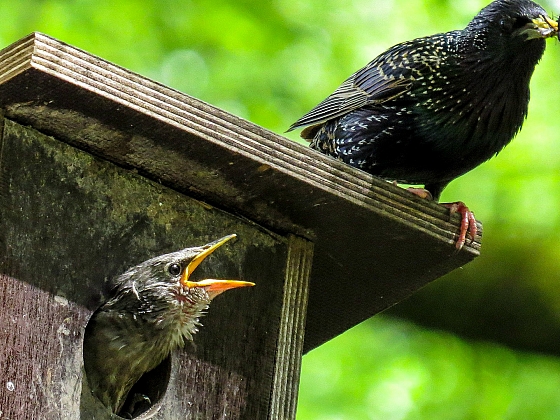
[167,263,182,276]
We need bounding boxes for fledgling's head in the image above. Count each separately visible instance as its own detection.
[107,234,254,344]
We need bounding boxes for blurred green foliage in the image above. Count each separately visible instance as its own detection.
[2,0,560,418]
[299,316,560,420]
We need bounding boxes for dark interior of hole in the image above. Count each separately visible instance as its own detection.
[117,356,172,418]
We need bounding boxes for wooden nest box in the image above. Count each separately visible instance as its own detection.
[0,33,480,419]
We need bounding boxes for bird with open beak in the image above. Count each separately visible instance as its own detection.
[83,234,254,417]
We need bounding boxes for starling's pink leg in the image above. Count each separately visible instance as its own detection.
[441,202,477,250]
[405,187,476,250]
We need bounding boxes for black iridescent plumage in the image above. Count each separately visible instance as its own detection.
[289,0,557,206]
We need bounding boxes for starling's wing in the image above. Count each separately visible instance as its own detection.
[288,43,417,134]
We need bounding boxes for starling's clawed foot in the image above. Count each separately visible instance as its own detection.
[405,189,476,250]
[442,202,477,250]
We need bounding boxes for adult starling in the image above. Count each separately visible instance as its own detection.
[288,0,558,249]
[83,234,254,417]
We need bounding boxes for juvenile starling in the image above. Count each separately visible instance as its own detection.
[288,0,558,249]
[83,234,254,417]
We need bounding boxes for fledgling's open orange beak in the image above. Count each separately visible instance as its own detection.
[180,234,255,296]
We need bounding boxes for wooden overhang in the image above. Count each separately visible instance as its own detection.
[0,33,481,353]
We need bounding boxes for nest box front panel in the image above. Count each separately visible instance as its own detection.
[0,118,297,419]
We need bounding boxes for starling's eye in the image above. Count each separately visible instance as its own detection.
[500,17,514,32]
[501,16,530,33]
[167,263,182,276]
[512,17,530,30]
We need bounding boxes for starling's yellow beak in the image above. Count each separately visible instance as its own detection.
[180,234,255,292]
[523,15,558,39]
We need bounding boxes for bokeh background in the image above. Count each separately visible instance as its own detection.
[3,0,560,418]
